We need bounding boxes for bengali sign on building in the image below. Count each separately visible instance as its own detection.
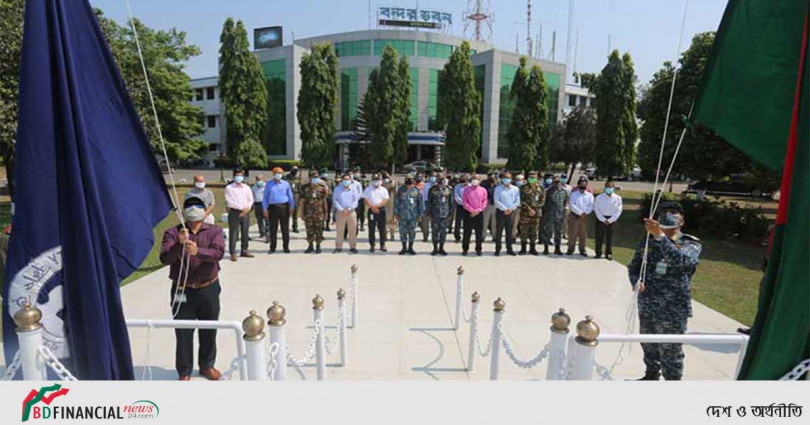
[378,7,452,29]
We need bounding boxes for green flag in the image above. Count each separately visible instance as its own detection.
[694,0,809,380]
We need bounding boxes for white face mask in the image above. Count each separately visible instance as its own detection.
[274,173,283,180]
[471,179,480,186]
[194,181,205,189]
[372,180,381,187]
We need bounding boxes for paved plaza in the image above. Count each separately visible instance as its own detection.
[116,223,745,381]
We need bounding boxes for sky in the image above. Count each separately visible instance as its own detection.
[92,0,729,86]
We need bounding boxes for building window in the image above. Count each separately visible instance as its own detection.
[261,59,287,156]
[340,68,358,130]
[195,89,204,101]
[334,40,371,57]
[417,41,453,59]
[568,94,577,107]
[207,87,215,100]
[374,39,415,56]
[208,144,218,152]
[207,116,216,128]
[428,69,439,130]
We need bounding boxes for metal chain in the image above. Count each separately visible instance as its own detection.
[1,351,21,380]
[779,358,810,381]
[266,343,280,381]
[220,355,244,381]
[471,308,494,357]
[346,274,357,324]
[38,346,78,381]
[500,330,550,369]
[594,361,614,381]
[286,320,321,367]
[457,279,472,323]
[324,306,344,355]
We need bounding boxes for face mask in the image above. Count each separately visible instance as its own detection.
[372,180,381,187]
[453,174,459,179]
[516,181,525,187]
[257,181,265,187]
[312,178,321,184]
[561,177,568,183]
[183,205,205,222]
[545,178,552,185]
[342,180,352,187]
[502,178,511,185]
[274,173,283,180]
[194,181,205,189]
[604,187,614,195]
[471,179,480,186]
[234,175,244,184]
[384,178,391,184]
[429,176,436,183]
[527,178,537,184]
[659,212,684,229]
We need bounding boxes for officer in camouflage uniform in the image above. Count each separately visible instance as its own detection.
[627,201,702,381]
[300,170,329,254]
[394,176,424,255]
[285,166,301,233]
[426,174,453,256]
[542,175,569,255]
[518,171,545,255]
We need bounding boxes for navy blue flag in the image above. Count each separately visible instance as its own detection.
[2,0,172,379]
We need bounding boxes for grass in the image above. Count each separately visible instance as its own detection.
[585,190,767,326]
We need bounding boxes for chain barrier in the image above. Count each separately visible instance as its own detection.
[1,351,21,381]
[779,358,810,381]
[266,343,280,381]
[220,355,245,381]
[457,280,472,323]
[500,330,550,369]
[346,275,357,325]
[471,307,493,357]
[324,306,344,355]
[38,346,78,381]
[594,361,615,381]
[286,319,321,367]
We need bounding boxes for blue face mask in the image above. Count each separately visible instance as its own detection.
[604,187,614,195]
[429,176,436,183]
[234,175,244,183]
[342,180,351,187]
[561,177,568,183]
[516,180,525,187]
[545,178,552,185]
[257,181,265,187]
[312,178,321,184]
[501,178,511,185]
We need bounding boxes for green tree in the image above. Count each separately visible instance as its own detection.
[350,96,372,169]
[438,42,481,170]
[637,32,752,181]
[0,0,24,197]
[96,10,206,164]
[366,45,401,168]
[550,105,597,178]
[394,55,412,166]
[297,42,338,169]
[581,50,637,178]
[506,57,550,171]
[232,137,268,170]
[219,18,268,158]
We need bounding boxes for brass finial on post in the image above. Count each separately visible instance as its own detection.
[267,301,287,326]
[493,297,506,312]
[550,308,571,334]
[13,302,42,333]
[350,264,358,273]
[337,288,346,300]
[457,266,465,275]
[575,315,600,346]
[312,294,325,311]
[242,310,265,341]
[471,292,481,303]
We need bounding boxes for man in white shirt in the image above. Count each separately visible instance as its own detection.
[251,175,266,237]
[493,172,520,256]
[593,180,622,260]
[566,176,594,257]
[363,173,390,253]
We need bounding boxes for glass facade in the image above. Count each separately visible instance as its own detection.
[418,41,453,59]
[335,40,371,57]
[409,68,418,131]
[428,69,439,130]
[261,59,287,156]
[374,39,415,56]
[497,64,562,158]
[341,68,358,130]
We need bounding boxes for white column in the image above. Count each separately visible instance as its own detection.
[466,292,481,372]
[337,289,348,367]
[350,264,359,329]
[571,315,600,381]
[489,298,505,381]
[267,301,288,381]
[14,304,46,381]
[313,295,326,381]
[454,266,465,330]
[545,308,571,381]
[242,310,267,381]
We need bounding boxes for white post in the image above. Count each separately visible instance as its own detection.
[733,335,749,379]
[489,298,505,381]
[546,308,571,381]
[454,266,465,330]
[466,292,481,372]
[350,264,359,329]
[267,301,288,381]
[337,289,348,367]
[242,310,267,381]
[313,295,326,381]
[14,303,47,380]
[571,315,600,380]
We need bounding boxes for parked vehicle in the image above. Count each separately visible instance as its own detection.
[684,175,770,198]
[398,161,437,174]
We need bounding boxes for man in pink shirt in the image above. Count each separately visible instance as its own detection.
[224,169,254,261]
[462,174,488,256]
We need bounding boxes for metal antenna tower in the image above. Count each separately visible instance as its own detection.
[464,0,494,42]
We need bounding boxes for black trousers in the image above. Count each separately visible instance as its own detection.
[454,204,467,241]
[253,202,266,236]
[462,212,484,253]
[368,208,387,247]
[227,208,250,255]
[595,217,615,256]
[172,281,221,377]
[495,210,515,253]
[355,202,365,229]
[267,204,290,251]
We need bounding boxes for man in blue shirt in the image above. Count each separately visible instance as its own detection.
[494,172,521,256]
[332,173,360,253]
[262,166,295,254]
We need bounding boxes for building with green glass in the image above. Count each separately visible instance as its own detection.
[192,29,566,167]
